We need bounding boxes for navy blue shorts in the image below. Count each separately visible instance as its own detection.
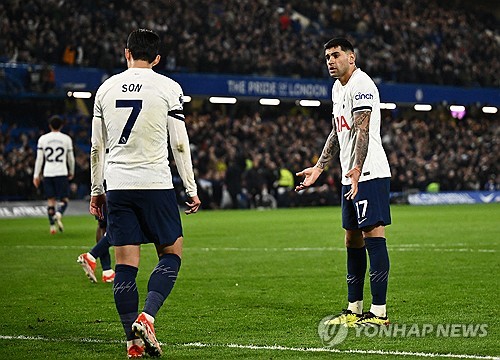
[341,178,391,230]
[43,176,69,199]
[106,189,183,246]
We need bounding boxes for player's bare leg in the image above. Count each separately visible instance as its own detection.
[47,197,57,234]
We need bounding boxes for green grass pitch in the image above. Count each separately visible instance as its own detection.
[0,204,498,359]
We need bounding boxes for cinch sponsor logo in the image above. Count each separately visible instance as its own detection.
[354,92,373,100]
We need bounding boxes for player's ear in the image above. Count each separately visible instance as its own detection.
[349,52,355,65]
[124,48,131,60]
[151,55,161,67]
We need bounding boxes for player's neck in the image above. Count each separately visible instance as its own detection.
[128,59,153,69]
[339,66,357,86]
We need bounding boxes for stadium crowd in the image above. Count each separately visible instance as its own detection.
[1,108,498,206]
[0,0,498,206]
[1,0,498,87]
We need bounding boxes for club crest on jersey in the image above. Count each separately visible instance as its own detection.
[354,92,373,100]
[335,115,351,132]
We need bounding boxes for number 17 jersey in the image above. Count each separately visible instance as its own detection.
[332,68,391,185]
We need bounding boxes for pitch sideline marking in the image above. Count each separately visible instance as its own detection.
[0,335,498,360]
[184,342,500,359]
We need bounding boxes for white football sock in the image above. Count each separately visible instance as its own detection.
[370,304,387,317]
[102,269,114,277]
[127,338,144,348]
[347,300,363,314]
[143,312,155,323]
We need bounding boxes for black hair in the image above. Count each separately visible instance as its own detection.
[48,115,63,130]
[126,29,160,63]
[324,38,355,53]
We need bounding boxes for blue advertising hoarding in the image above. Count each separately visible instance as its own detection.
[408,191,500,205]
[1,63,499,105]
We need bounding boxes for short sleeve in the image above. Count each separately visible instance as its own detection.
[351,75,377,113]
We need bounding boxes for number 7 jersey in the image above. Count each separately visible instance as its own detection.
[91,68,197,196]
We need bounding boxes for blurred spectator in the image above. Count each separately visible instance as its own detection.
[0,0,498,86]
[1,107,497,205]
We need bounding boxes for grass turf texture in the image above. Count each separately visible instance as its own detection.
[0,204,498,359]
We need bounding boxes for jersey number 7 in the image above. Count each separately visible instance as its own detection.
[116,100,143,144]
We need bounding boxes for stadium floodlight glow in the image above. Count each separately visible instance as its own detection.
[450,104,466,119]
[209,96,237,104]
[380,102,397,110]
[71,91,92,99]
[259,98,280,106]
[414,104,432,111]
[482,106,497,114]
[298,99,321,107]
[450,105,465,112]
[182,95,192,103]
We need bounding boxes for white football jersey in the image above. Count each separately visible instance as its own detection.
[90,68,197,197]
[34,131,74,178]
[331,68,391,185]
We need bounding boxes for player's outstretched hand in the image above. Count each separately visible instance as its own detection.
[185,195,201,215]
[89,194,106,220]
[295,167,323,192]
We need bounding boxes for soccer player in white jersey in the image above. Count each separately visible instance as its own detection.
[296,38,391,327]
[89,29,201,358]
[33,115,75,234]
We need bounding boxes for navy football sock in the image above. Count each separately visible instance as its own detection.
[47,206,55,225]
[57,201,68,215]
[90,234,112,271]
[143,254,181,318]
[365,237,390,306]
[114,264,139,340]
[346,246,367,304]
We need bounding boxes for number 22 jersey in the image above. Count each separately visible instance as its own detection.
[34,131,74,177]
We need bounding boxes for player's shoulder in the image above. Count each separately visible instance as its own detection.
[351,69,376,86]
[37,132,49,143]
[153,72,182,91]
[100,71,126,88]
[97,71,127,91]
[60,132,73,142]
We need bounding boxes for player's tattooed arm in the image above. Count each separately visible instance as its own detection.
[352,110,370,171]
[316,125,340,169]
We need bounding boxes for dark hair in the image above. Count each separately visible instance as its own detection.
[48,115,63,130]
[126,29,160,63]
[324,38,354,53]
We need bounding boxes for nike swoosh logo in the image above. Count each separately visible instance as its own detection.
[358,218,367,224]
